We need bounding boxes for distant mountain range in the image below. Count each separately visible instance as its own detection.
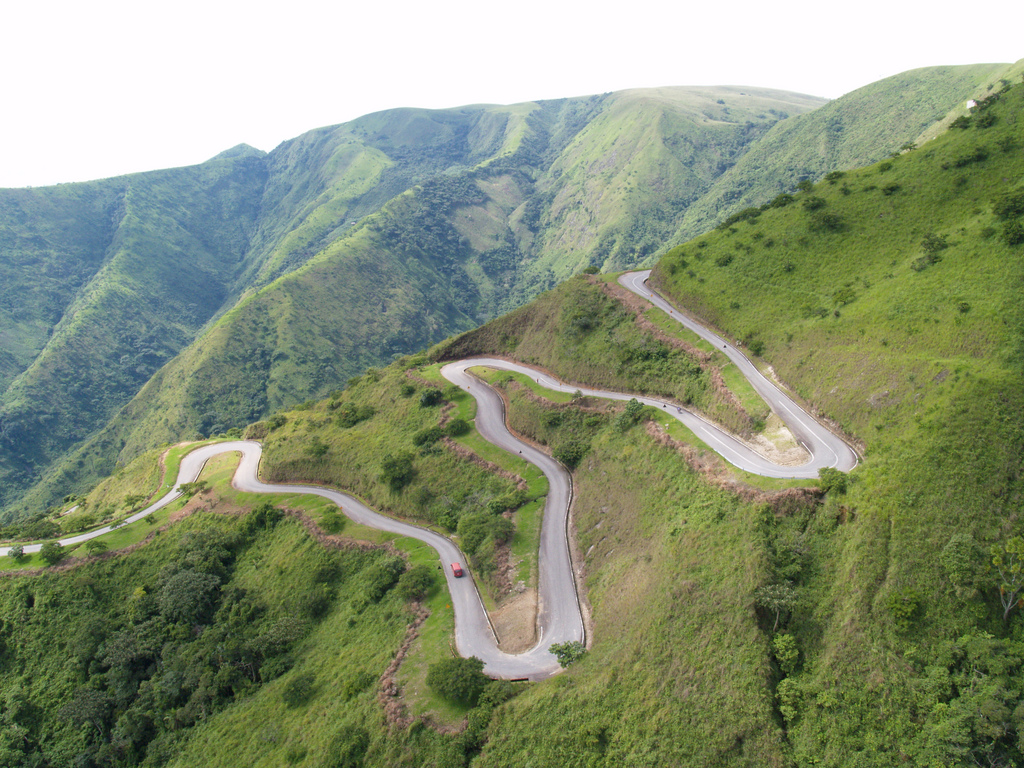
[0,61,1018,518]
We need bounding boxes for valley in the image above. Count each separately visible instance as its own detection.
[0,61,1021,767]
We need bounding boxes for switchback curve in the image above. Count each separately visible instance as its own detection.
[3,272,857,680]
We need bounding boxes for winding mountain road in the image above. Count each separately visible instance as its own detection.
[3,271,856,680]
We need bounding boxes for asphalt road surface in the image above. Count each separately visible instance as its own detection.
[4,272,857,680]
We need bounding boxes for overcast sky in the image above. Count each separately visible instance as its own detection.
[2,0,1019,188]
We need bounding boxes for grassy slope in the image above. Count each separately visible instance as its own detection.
[0,180,123,391]
[6,73,986,519]
[0,154,268,513]
[673,63,1017,241]
[650,80,1024,763]
[6,90,1024,762]
[508,87,827,302]
[434,274,754,435]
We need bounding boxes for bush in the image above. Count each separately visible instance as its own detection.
[241,502,284,536]
[412,426,444,446]
[336,403,375,428]
[397,564,435,601]
[553,438,589,469]
[426,656,489,705]
[1004,220,1024,246]
[324,725,370,768]
[817,467,848,495]
[444,418,471,437]
[419,388,444,407]
[282,672,316,708]
[379,452,415,491]
[40,541,65,566]
[886,587,922,632]
[364,556,405,602]
[550,640,587,667]
[772,633,800,676]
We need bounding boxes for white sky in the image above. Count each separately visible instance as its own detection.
[2,0,1020,188]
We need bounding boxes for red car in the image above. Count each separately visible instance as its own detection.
[451,563,464,578]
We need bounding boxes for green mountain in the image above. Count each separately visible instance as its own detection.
[0,70,1023,767]
[2,63,1018,519]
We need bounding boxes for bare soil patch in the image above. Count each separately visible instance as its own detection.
[491,588,538,653]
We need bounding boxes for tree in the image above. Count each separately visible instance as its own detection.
[58,687,113,739]
[990,537,1024,620]
[177,480,208,497]
[7,544,24,562]
[755,582,796,632]
[85,538,108,556]
[550,640,587,667]
[426,656,489,705]
[397,564,435,601]
[157,569,221,623]
[40,541,65,566]
[379,452,415,492]
[817,467,848,495]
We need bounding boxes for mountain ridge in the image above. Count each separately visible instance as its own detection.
[2,63,1019,518]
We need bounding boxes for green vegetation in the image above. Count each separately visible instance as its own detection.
[647,79,1024,764]
[2,63,1024,768]
[426,657,490,706]
[434,275,754,435]
[549,641,587,667]
[673,63,1018,241]
[8,66,1004,521]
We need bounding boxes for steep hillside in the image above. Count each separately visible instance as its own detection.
[2,74,1024,763]
[650,78,1024,764]
[0,154,268,511]
[672,62,1019,240]
[3,67,1008,518]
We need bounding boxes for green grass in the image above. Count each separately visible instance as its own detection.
[646,81,1024,764]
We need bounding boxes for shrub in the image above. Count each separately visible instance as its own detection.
[886,587,923,632]
[419,388,444,407]
[324,725,370,768]
[40,541,65,566]
[412,426,444,446]
[444,418,471,437]
[1004,220,1024,246]
[550,640,587,667]
[282,672,316,707]
[553,438,589,469]
[364,556,405,602]
[772,633,800,676]
[336,403,375,428]
[818,467,848,495]
[768,193,795,208]
[426,656,489,705]
[397,564,435,601]
[993,191,1024,219]
[379,452,415,491]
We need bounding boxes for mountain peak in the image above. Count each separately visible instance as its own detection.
[209,143,267,161]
